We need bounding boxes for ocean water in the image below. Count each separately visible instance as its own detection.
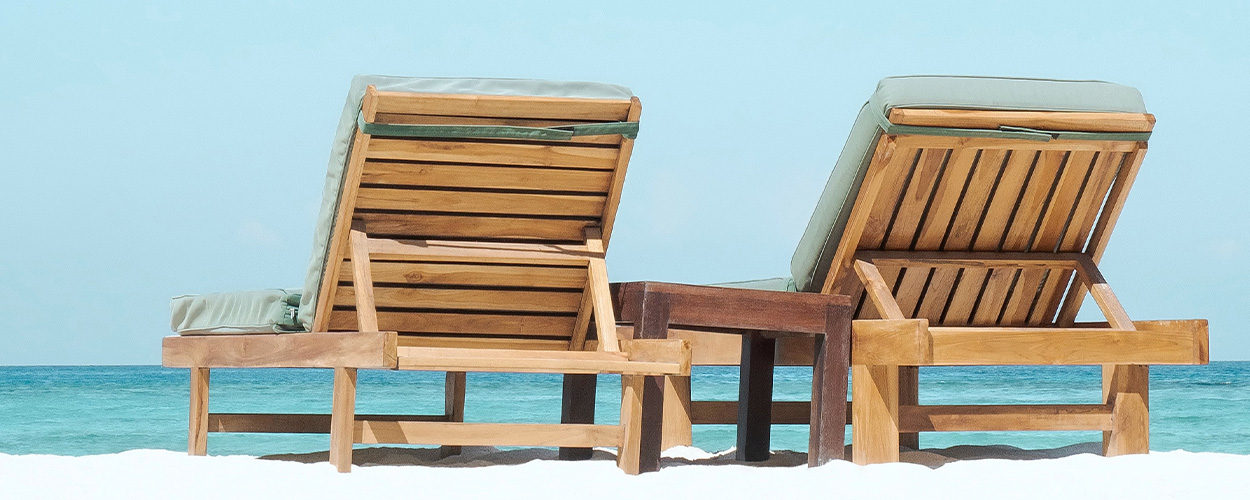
[1,363,1247,457]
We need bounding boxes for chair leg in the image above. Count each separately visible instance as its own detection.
[559,373,598,460]
[617,375,664,474]
[810,309,850,466]
[737,332,776,462]
[661,375,693,449]
[440,371,467,459]
[188,367,210,456]
[329,367,358,473]
[898,366,920,450]
[1104,364,1149,456]
[851,364,899,465]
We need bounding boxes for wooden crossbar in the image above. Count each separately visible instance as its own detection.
[396,343,688,375]
[899,404,1113,432]
[356,421,624,447]
[366,238,596,265]
[690,401,813,425]
[886,109,1155,133]
[856,251,1084,270]
[850,320,1206,366]
[207,413,449,434]
[162,332,398,369]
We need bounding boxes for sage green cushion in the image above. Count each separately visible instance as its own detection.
[171,76,633,334]
[170,289,302,335]
[789,76,1149,293]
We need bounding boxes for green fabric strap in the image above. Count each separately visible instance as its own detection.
[357,114,639,140]
[872,107,1151,142]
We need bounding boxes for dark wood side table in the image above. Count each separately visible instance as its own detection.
[605,281,853,466]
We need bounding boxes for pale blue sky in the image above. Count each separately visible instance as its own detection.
[1,1,1246,364]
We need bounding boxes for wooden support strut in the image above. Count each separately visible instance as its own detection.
[584,227,620,352]
[847,249,1164,463]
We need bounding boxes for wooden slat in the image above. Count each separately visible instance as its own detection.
[885,149,949,315]
[357,421,623,447]
[338,261,587,288]
[162,332,397,369]
[909,149,980,319]
[899,404,1113,432]
[366,238,593,265]
[1001,151,1097,325]
[893,135,1139,152]
[860,251,1082,269]
[397,335,571,351]
[361,161,613,192]
[860,148,920,250]
[371,91,633,121]
[921,150,1005,323]
[395,346,687,375]
[355,187,606,217]
[1032,151,1124,324]
[207,413,449,434]
[370,114,623,145]
[973,149,1067,325]
[887,109,1156,133]
[943,149,1007,249]
[366,138,620,170]
[329,310,576,337]
[943,150,1037,325]
[1058,145,1148,325]
[335,286,582,313]
[569,285,593,351]
[884,148,949,249]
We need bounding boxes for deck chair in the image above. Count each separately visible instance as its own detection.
[675,76,1209,463]
[162,76,690,474]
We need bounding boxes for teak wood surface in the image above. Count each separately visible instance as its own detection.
[163,88,693,475]
[606,281,853,467]
[802,108,1208,465]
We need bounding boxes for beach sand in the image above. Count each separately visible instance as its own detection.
[3,444,1247,499]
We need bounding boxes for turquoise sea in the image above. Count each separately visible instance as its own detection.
[1,363,1248,457]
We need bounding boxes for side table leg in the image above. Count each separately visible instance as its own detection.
[737,331,776,462]
[559,373,598,460]
[809,307,850,466]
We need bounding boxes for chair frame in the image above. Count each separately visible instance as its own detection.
[817,109,1208,464]
[162,87,690,474]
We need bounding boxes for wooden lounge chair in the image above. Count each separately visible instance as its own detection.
[676,76,1208,463]
[162,76,690,474]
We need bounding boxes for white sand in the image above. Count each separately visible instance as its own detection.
[2,445,1247,500]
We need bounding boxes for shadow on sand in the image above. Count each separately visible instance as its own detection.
[261,442,1103,470]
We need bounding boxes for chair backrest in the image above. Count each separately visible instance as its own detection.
[298,77,640,350]
[794,76,1154,327]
